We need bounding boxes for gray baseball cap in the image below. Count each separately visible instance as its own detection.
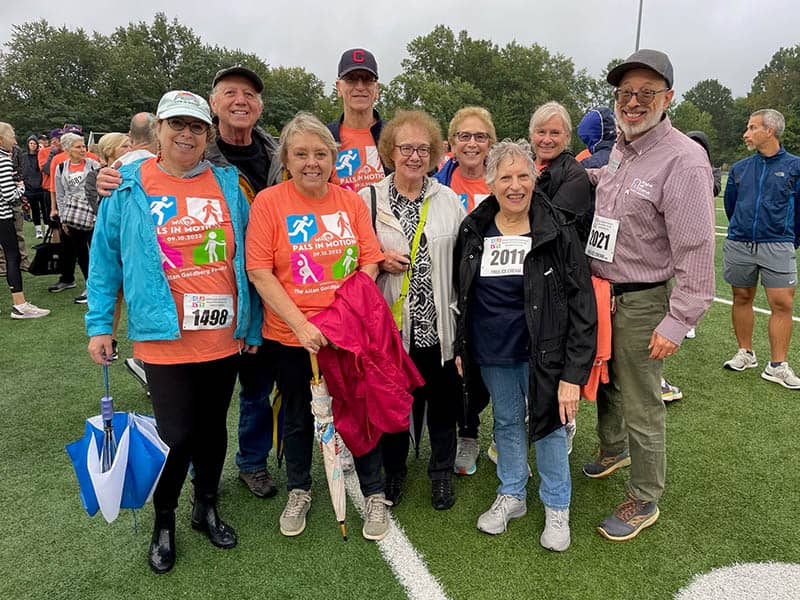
[607,49,673,89]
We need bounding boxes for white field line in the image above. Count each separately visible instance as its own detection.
[343,468,450,600]
[713,296,800,323]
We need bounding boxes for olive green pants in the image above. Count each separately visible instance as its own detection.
[596,284,669,503]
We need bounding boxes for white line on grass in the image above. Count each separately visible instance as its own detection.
[343,469,450,600]
[713,296,800,323]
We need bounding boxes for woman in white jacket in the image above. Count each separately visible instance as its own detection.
[359,110,465,511]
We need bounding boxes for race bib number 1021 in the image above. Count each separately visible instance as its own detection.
[585,215,620,263]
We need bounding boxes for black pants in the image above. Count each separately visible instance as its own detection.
[263,339,384,497]
[457,372,491,439]
[59,225,91,285]
[145,354,239,511]
[382,345,460,481]
[27,190,49,226]
[0,218,22,292]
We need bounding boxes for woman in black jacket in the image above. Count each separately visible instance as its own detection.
[454,139,596,551]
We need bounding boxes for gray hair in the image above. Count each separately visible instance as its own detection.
[751,109,785,139]
[129,112,156,146]
[210,80,264,111]
[60,132,84,150]
[485,139,536,186]
[529,101,572,144]
[277,111,338,166]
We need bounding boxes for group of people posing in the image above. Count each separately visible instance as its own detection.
[74,45,798,576]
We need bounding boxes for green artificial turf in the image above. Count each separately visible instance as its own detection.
[2,197,799,600]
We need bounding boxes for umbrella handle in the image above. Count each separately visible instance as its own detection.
[102,361,110,399]
[310,353,320,384]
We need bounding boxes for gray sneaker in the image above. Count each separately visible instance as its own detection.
[48,281,76,293]
[362,493,391,541]
[10,302,50,319]
[723,348,758,371]
[477,494,527,535]
[279,489,311,537]
[540,507,571,552]
[597,495,659,542]
[454,437,479,475]
[761,362,800,390]
[583,448,631,479]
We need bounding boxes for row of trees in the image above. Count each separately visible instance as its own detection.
[1,16,798,166]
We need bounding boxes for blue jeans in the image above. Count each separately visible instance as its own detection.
[480,363,571,510]
[235,346,276,473]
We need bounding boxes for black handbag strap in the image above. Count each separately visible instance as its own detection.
[369,184,377,231]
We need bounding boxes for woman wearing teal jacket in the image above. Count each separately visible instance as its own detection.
[86,90,261,574]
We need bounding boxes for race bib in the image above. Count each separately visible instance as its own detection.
[585,215,620,262]
[182,294,234,330]
[480,236,532,277]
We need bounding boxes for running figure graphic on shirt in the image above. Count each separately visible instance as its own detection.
[336,148,359,178]
[150,196,175,226]
[287,214,316,243]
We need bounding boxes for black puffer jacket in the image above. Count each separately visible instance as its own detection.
[454,192,597,441]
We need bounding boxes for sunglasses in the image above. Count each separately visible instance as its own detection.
[341,74,377,84]
[613,88,669,105]
[166,117,209,135]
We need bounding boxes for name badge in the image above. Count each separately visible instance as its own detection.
[480,235,532,277]
[182,293,234,330]
[585,215,620,262]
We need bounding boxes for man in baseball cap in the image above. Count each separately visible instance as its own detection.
[582,49,715,542]
[328,48,387,192]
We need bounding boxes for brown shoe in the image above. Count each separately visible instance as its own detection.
[597,495,659,541]
[239,469,277,498]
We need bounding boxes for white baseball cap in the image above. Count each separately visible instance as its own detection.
[156,90,213,124]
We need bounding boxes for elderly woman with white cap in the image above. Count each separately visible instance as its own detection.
[86,90,261,574]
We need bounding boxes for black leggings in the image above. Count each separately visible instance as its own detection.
[0,218,22,293]
[59,225,91,285]
[144,353,239,511]
[27,190,49,226]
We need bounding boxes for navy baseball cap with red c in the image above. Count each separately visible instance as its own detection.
[338,48,378,79]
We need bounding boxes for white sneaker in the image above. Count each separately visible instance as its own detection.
[685,327,696,339]
[723,348,758,371]
[477,494,527,534]
[565,421,577,455]
[35,225,44,239]
[540,507,571,551]
[761,362,800,390]
[280,489,312,536]
[11,302,50,319]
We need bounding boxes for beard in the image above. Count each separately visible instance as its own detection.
[615,103,664,140]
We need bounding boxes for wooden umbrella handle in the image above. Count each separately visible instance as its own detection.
[310,353,320,384]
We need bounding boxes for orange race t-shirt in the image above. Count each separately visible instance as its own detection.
[246,180,384,346]
[133,158,240,365]
[449,166,490,213]
[331,126,385,192]
[38,146,55,191]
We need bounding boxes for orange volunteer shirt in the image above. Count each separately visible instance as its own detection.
[331,126,385,192]
[133,158,240,365]
[449,166,490,213]
[246,180,384,346]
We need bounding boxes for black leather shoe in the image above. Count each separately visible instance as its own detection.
[148,510,176,574]
[432,478,455,511]
[191,495,237,549]
[384,476,405,507]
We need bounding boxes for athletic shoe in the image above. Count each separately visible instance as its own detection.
[597,495,660,542]
[487,438,532,477]
[723,348,758,371]
[109,339,119,362]
[454,437,479,475]
[583,448,631,478]
[565,421,577,455]
[661,379,683,403]
[540,507,571,551]
[74,291,88,304]
[431,478,455,511]
[761,362,800,390]
[239,469,278,498]
[35,225,44,239]
[477,494,527,535]
[362,493,391,541]
[48,281,76,293]
[125,357,149,393]
[384,475,405,507]
[685,327,696,339]
[10,302,50,319]
[279,489,312,536]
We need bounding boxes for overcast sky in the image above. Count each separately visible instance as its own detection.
[2,1,798,100]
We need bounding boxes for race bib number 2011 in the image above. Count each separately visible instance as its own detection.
[585,215,620,263]
[480,235,532,277]
[182,293,234,331]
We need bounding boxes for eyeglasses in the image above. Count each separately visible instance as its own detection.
[341,73,378,84]
[395,145,431,158]
[165,117,209,135]
[455,131,490,143]
[613,88,669,105]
